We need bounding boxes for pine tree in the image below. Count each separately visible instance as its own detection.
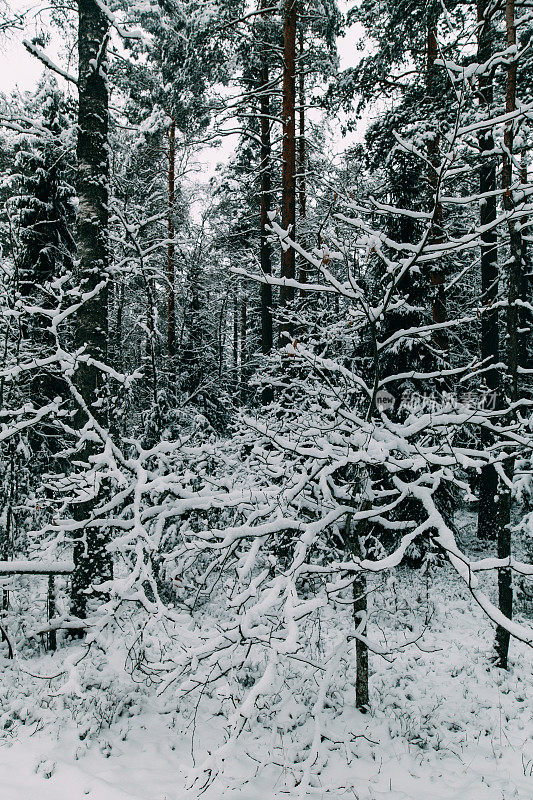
[8,78,76,406]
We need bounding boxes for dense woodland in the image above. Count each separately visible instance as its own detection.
[0,0,532,797]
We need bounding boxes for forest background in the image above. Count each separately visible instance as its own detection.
[0,0,532,798]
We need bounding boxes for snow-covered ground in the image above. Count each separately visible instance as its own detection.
[0,559,531,800]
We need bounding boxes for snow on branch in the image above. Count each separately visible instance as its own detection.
[93,0,148,42]
[22,40,78,85]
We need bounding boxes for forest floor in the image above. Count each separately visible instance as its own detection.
[0,516,531,800]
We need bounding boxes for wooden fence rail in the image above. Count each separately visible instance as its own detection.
[0,560,74,575]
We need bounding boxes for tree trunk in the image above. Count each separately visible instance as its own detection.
[114,277,125,373]
[144,273,159,431]
[353,569,369,710]
[259,0,273,360]
[240,292,247,403]
[520,151,532,372]
[298,22,307,291]
[476,0,500,542]
[427,25,447,352]
[71,0,112,622]
[167,117,176,387]
[494,0,520,669]
[233,288,239,396]
[345,502,370,712]
[259,1,274,405]
[47,575,57,652]
[279,0,297,343]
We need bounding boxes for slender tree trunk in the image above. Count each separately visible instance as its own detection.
[345,505,370,711]
[218,296,227,382]
[279,0,297,343]
[502,0,520,405]
[260,58,274,405]
[260,98,273,355]
[240,292,247,403]
[47,575,56,651]
[477,0,500,542]
[495,0,520,669]
[114,278,125,373]
[233,288,239,396]
[1,444,14,638]
[71,0,112,622]
[259,0,273,360]
[167,117,176,387]
[427,25,447,351]
[298,23,307,291]
[353,569,369,710]
[259,2,274,405]
[144,273,159,431]
[520,151,532,371]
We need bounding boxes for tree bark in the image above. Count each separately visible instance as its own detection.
[75,0,109,409]
[240,292,247,403]
[279,0,297,343]
[427,25,447,351]
[233,287,239,395]
[519,150,532,372]
[353,568,369,711]
[345,501,370,712]
[47,575,57,651]
[144,272,159,431]
[167,117,177,386]
[259,0,274,409]
[71,0,112,622]
[476,0,500,542]
[495,0,520,669]
[298,22,308,294]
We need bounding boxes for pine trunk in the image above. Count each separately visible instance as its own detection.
[71,0,112,621]
[495,0,520,669]
[520,152,532,371]
[259,55,274,404]
[279,0,297,342]
[298,23,307,291]
[477,0,500,542]
[259,0,273,363]
[240,293,247,403]
[427,25,447,352]
[233,289,239,395]
[167,117,176,387]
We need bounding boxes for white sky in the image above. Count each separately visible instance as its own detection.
[0,0,366,179]
[0,1,58,93]
[1,2,361,91]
